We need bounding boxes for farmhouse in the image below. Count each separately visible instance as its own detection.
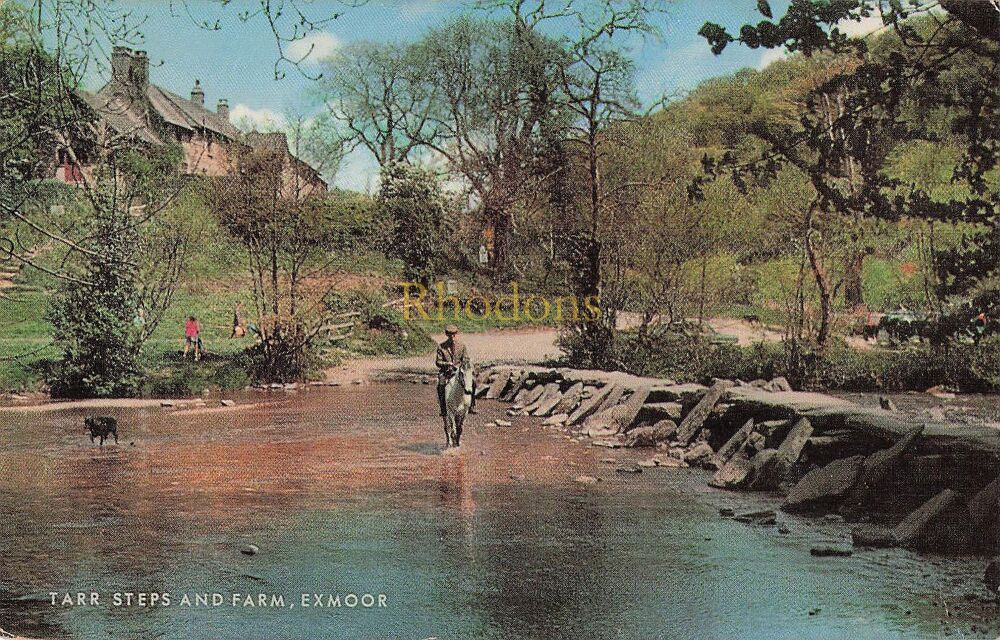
[56,46,325,194]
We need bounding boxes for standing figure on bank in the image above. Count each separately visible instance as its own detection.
[184,315,202,361]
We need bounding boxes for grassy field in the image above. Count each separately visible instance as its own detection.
[0,289,255,394]
[0,284,549,395]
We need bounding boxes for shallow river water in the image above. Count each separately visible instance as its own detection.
[0,384,995,639]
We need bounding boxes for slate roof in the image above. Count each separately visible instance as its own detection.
[146,84,241,139]
[84,80,241,143]
[81,72,326,188]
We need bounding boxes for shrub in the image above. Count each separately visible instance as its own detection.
[46,218,144,398]
[617,328,1000,393]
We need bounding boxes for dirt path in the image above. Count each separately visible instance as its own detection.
[324,326,561,385]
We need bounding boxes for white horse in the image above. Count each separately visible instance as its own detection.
[443,361,474,448]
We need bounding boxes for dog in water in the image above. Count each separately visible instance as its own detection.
[84,416,118,446]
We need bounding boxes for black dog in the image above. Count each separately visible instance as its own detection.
[84,416,119,446]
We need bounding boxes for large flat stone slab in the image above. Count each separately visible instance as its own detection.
[677,380,734,444]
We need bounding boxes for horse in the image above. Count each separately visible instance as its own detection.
[443,361,474,448]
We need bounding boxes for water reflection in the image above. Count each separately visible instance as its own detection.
[0,385,992,639]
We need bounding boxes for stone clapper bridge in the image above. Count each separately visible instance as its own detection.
[396,363,1000,593]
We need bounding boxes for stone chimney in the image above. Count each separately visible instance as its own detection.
[111,47,149,88]
[217,98,230,121]
[190,79,205,107]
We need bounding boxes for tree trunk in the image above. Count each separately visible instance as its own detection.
[805,231,832,346]
[489,208,512,284]
[843,250,866,309]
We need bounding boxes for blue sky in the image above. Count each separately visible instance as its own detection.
[94,0,794,191]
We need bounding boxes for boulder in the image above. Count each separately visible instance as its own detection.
[879,396,898,412]
[623,420,677,448]
[220,399,236,407]
[583,385,651,434]
[486,370,513,399]
[709,447,755,489]
[574,475,600,485]
[543,413,569,426]
[614,385,652,431]
[713,419,755,468]
[615,464,643,474]
[637,402,684,424]
[969,474,1000,533]
[653,455,688,468]
[764,376,793,393]
[985,557,1000,595]
[554,382,586,415]
[676,380,734,444]
[733,509,777,525]
[532,387,567,416]
[517,384,546,407]
[782,455,866,513]
[596,384,627,412]
[524,383,560,414]
[777,418,813,459]
[500,371,529,401]
[851,524,898,548]
[743,449,783,491]
[743,418,814,491]
[684,442,715,467]
[841,425,924,515]
[891,489,970,552]
[568,384,616,425]
[592,439,623,448]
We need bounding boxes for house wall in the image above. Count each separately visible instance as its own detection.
[180,133,235,177]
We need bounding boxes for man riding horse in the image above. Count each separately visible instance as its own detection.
[436,325,477,446]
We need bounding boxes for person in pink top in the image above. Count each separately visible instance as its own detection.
[183,315,203,361]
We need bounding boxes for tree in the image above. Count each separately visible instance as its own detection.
[537,0,663,367]
[209,141,357,382]
[316,41,434,168]
[699,1,999,340]
[377,163,452,285]
[45,141,189,397]
[412,15,567,282]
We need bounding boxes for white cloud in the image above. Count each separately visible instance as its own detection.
[286,32,340,64]
[838,8,885,38]
[230,104,286,131]
[757,47,789,70]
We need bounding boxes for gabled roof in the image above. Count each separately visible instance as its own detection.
[86,79,240,143]
[146,84,241,139]
[79,90,163,145]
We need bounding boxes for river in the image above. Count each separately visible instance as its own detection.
[0,384,994,639]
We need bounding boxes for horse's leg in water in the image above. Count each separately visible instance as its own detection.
[443,416,453,448]
[453,414,463,447]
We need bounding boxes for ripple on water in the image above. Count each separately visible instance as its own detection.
[0,383,996,639]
